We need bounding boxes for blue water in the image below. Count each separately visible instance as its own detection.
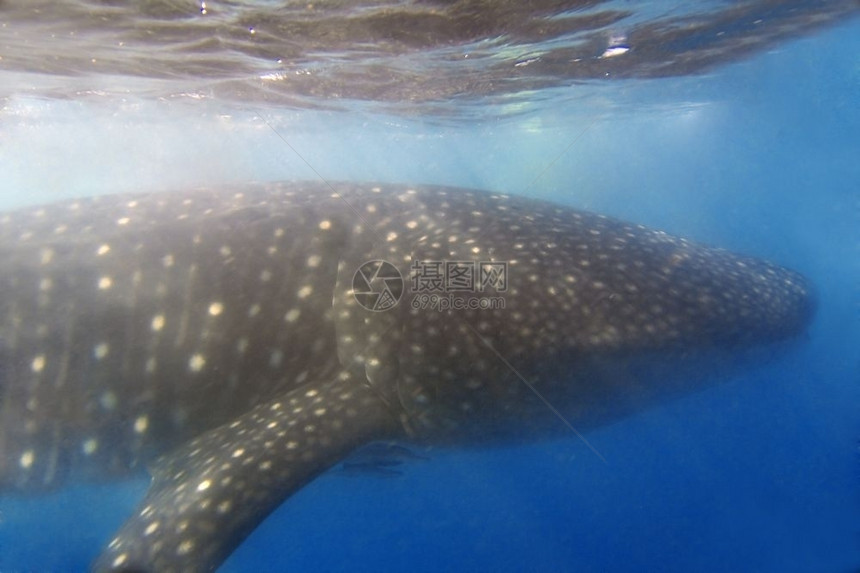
[1,15,858,573]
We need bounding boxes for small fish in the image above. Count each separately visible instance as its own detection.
[334,443,430,478]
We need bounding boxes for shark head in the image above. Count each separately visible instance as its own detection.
[0,182,813,571]
[327,184,815,440]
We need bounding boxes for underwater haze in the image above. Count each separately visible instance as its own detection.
[0,1,858,571]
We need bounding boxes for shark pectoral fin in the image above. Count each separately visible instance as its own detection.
[93,373,399,573]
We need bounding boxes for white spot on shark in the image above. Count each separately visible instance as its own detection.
[188,354,206,372]
[94,343,109,360]
[134,415,149,434]
[31,354,46,373]
[177,540,195,555]
[19,450,35,469]
[100,392,118,410]
[151,315,165,331]
[40,248,54,265]
[236,338,249,353]
[82,438,99,455]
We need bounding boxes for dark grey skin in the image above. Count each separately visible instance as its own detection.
[0,182,814,571]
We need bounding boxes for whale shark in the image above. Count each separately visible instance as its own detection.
[0,181,814,571]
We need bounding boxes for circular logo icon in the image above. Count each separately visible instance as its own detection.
[352,260,404,312]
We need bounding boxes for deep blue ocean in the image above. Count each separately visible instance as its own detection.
[0,4,858,572]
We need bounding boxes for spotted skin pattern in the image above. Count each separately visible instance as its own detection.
[0,182,813,571]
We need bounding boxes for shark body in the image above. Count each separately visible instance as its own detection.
[0,182,813,571]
